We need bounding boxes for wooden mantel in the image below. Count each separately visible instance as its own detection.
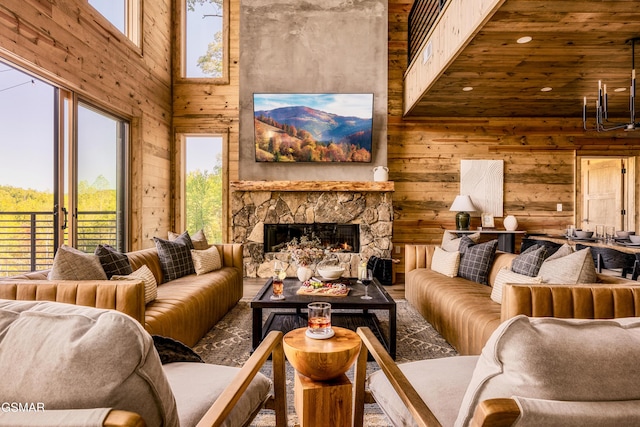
[230,181,394,192]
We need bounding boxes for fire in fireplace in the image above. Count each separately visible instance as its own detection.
[263,223,360,254]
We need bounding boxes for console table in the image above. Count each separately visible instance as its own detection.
[446,230,526,253]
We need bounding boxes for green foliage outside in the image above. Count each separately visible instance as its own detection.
[186,153,223,243]
[188,0,224,78]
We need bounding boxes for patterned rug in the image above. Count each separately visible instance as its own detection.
[193,299,456,426]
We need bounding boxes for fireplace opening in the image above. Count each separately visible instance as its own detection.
[264,223,360,254]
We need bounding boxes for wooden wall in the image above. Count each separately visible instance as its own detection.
[0,0,173,250]
[388,0,640,282]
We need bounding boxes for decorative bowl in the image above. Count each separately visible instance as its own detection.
[574,230,593,239]
[629,235,640,243]
[317,266,345,280]
[616,230,633,238]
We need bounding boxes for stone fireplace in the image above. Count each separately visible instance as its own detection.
[231,181,394,278]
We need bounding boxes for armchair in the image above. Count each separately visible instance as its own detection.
[0,300,287,427]
[354,315,640,427]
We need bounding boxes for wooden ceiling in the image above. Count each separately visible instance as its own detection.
[405,0,640,120]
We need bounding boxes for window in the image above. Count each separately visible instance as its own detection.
[183,135,225,243]
[181,0,229,81]
[0,62,129,275]
[88,0,142,47]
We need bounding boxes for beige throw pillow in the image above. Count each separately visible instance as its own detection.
[49,245,108,281]
[538,247,597,284]
[191,246,222,275]
[441,231,480,252]
[430,247,460,277]
[112,265,158,304]
[490,267,542,304]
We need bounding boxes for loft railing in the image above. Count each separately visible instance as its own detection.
[0,211,117,277]
[408,0,449,65]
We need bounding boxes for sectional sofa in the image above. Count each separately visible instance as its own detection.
[0,244,243,347]
[405,243,640,355]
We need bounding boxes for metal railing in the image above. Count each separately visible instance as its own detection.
[0,211,117,277]
[408,0,450,65]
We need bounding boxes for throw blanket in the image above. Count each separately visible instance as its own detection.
[152,335,203,364]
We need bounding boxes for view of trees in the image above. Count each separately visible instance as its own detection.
[188,0,224,78]
[185,155,223,243]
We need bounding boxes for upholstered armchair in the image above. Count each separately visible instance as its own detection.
[0,300,287,427]
[354,316,640,427]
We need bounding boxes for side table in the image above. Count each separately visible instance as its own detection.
[283,327,362,427]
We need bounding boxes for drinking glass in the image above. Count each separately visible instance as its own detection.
[271,260,286,300]
[307,302,332,336]
[605,226,616,244]
[595,225,604,240]
[361,269,373,300]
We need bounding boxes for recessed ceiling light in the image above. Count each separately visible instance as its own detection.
[615,87,627,92]
[517,36,532,44]
[462,86,473,92]
[541,87,553,92]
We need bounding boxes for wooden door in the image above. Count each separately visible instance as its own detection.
[581,158,624,230]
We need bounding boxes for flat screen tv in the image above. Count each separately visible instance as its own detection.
[253,93,373,163]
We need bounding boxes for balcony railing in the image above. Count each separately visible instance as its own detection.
[0,211,118,277]
[408,0,450,65]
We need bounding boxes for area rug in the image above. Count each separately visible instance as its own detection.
[193,299,456,426]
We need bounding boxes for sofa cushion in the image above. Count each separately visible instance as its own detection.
[49,245,108,281]
[455,315,640,426]
[441,231,480,252]
[368,356,478,427]
[169,229,208,250]
[510,244,547,277]
[0,300,179,427]
[154,236,196,282]
[164,362,271,427]
[112,265,158,304]
[95,244,133,278]
[191,246,222,275]
[490,267,542,304]
[431,247,460,278]
[538,247,597,284]
[458,237,498,285]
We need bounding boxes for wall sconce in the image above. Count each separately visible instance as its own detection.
[450,195,476,230]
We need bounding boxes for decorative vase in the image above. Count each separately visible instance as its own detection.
[504,215,518,231]
[297,266,313,282]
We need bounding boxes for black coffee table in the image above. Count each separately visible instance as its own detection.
[251,276,397,358]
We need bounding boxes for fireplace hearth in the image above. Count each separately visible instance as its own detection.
[264,223,360,254]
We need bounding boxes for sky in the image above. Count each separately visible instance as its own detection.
[0,1,221,193]
[253,93,374,119]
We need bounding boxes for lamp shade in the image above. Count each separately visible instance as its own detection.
[449,195,476,212]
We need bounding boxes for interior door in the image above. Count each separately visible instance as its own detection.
[581,158,624,230]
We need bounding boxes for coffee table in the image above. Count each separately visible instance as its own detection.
[251,276,396,358]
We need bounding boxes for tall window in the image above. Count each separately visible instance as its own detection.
[0,62,129,275]
[182,0,229,81]
[184,136,224,242]
[88,0,141,47]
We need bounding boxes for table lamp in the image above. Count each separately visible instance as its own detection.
[450,195,476,230]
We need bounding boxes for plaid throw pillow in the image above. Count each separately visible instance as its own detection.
[95,244,132,279]
[153,236,195,282]
[511,244,548,277]
[458,236,498,285]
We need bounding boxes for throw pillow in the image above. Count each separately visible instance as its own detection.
[94,244,132,279]
[511,244,547,277]
[191,246,222,275]
[455,316,640,426]
[49,245,108,281]
[544,243,574,261]
[441,231,480,252]
[458,237,498,285]
[538,247,598,284]
[430,247,460,278]
[112,265,157,304]
[153,236,195,282]
[490,267,542,304]
[169,230,206,249]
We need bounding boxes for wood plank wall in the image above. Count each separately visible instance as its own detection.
[0,0,173,250]
[389,0,640,282]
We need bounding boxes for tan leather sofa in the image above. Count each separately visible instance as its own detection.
[0,243,243,347]
[405,244,640,355]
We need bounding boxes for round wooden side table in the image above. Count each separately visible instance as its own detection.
[283,327,362,427]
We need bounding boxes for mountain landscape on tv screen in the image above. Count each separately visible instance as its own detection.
[254,105,372,162]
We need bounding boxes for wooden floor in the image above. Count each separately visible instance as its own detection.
[243,277,406,300]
